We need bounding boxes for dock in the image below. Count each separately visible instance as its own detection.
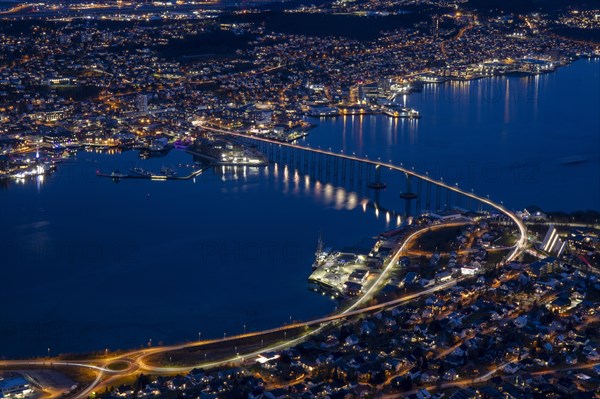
[96,164,213,181]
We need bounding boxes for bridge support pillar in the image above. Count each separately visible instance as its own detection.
[426,182,432,210]
[416,178,422,213]
[368,164,386,189]
[334,157,339,180]
[400,173,417,217]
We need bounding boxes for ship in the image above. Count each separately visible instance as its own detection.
[312,234,332,270]
[306,106,340,117]
[148,142,168,152]
[130,167,152,177]
[420,75,448,84]
[110,170,127,178]
[381,105,420,119]
[160,167,177,177]
[191,137,267,166]
[173,138,193,150]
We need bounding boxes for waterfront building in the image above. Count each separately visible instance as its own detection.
[0,377,33,398]
[541,225,566,256]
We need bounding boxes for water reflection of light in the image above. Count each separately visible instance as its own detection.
[532,74,539,119]
[273,163,279,178]
[346,192,358,210]
[324,183,334,202]
[335,187,346,209]
[304,175,311,195]
[268,162,406,225]
[358,114,363,146]
[314,181,322,198]
[504,79,511,124]
[36,174,44,191]
[293,169,300,194]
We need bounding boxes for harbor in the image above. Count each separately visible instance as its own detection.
[187,135,268,166]
[306,103,421,119]
[95,134,268,181]
[308,230,405,298]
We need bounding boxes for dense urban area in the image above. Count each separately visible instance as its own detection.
[1,0,600,398]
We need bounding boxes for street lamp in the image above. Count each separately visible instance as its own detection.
[243,324,246,335]
[198,332,201,341]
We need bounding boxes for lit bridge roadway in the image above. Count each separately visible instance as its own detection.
[1,128,528,397]
[200,124,528,263]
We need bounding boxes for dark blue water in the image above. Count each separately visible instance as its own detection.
[0,151,394,357]
[1,59,598,358]
[305,58,600,212]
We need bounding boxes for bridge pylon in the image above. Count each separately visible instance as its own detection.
[368,164,386,189]
[400,173,418,217]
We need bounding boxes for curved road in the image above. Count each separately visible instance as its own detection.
[1,128,528,397]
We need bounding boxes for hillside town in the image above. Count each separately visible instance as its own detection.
[1,0,599,180]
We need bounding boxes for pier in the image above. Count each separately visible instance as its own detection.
[96,164,213,181]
